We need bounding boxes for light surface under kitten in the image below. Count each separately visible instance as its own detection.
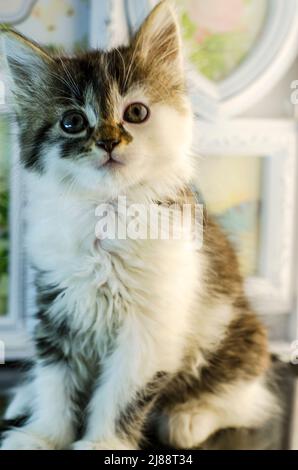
[0,1,278,450]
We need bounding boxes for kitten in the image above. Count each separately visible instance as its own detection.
[1,1,278,450]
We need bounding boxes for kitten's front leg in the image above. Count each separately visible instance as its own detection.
[1,362,76,450]
[73,316,177,450]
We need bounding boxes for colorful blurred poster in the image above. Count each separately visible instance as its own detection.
[195,155,263,276]
[176,0,268,81]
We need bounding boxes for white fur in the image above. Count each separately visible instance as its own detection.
[3,364,75,450]
[5,383,34,421]
[1,429,55,450]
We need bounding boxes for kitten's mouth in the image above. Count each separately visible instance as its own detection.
[98,154,124,169]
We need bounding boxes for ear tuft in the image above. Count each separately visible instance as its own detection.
[1,29,53,96]
[132,0,183,72]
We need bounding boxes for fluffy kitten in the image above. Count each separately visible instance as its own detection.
[1,1,278,450]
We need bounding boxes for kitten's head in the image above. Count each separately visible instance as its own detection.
[2,1,193,200]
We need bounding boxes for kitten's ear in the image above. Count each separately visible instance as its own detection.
[132,1,183,74]
[1,29,53,96]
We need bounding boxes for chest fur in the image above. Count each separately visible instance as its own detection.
[26,177,199,359]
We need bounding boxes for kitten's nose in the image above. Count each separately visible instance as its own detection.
[96,138,120,154]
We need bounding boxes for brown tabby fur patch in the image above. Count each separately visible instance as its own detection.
[156,187,270,411]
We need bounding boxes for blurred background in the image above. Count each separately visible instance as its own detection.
[0,0,298,449]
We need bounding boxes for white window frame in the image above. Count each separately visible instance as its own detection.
[0,108,32,360]
[194,119,297,321]
[0,0,39,358]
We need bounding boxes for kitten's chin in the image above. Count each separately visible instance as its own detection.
[45,157,127,200]
[45,153,192,202]
[70,168,129,200]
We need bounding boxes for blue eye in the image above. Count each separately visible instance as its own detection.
[60,111,88,134]
[123,103,150,124]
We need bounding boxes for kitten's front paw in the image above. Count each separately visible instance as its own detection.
[72,439,136,451]
[1,429,55,450]
[158,409,219,449]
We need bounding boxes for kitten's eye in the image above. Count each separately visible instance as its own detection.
[123,103,150,124]
[60,111,88,134]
